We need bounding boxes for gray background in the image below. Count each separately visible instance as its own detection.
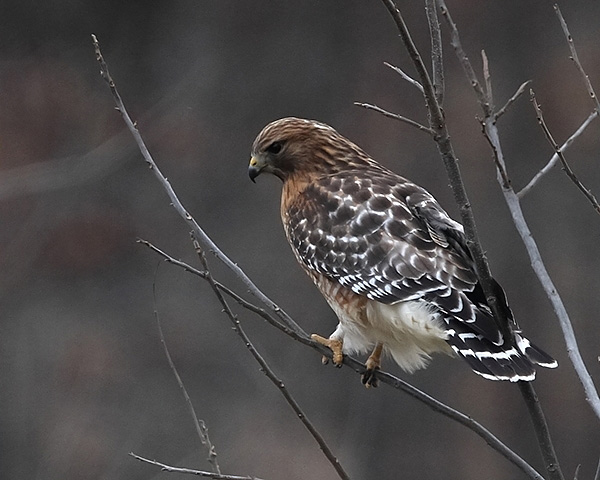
[1,1,599,479]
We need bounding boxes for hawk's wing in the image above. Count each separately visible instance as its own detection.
[284,168,503,344]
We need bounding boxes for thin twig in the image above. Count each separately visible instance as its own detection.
[152,266,220,474]
[530,90,600,215]
[354,102,434,134]
[190,236,351,480]
[141,238,545,480]
[518,110,598,197]
[495,80,531,121]
[130,453,264,480]
[594,457,600,480]
[384,61,424,93]
[554,4,600,112]
[92,34,309,341]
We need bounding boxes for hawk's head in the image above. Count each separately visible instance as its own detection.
[248,117,376,183]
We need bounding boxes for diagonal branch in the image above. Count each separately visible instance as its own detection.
[92,34,307,341]
[554,4,600,112]
[140,238,545,480]
[190,236,351,480]
[384,61,424,93]
[530,90,600,214]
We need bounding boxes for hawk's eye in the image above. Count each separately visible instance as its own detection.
[266,141,283,155]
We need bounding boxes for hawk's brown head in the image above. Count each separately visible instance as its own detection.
[248,117,379,183]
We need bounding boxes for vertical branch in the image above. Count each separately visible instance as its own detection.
[425,0,444,104]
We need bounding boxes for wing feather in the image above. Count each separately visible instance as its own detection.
[285,169,502,343]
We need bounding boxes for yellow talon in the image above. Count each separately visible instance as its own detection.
[311,334,344,366]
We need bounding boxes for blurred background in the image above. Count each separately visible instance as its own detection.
[1,1,599,479]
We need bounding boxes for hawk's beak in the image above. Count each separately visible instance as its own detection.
[248,156,261,183]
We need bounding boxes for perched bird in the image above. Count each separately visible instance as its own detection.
[248,117,557,385]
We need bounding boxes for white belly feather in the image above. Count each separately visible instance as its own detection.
[328,298,452,374]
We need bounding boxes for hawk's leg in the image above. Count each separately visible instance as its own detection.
[311,334,343,367]
[362,342,384,388]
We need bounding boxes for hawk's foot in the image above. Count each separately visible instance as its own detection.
[311,334,343,367]
[362,343,384,388]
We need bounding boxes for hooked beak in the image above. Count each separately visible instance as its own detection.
[248,156,262,183]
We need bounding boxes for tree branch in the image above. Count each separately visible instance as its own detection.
[92,34,307,340]
[190,236,351,480]
[140,238,545,480]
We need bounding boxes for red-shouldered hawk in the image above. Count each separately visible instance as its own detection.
[248,117,557,385]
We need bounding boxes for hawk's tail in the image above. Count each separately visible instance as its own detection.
[446,320,558,382]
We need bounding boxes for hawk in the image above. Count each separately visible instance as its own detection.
[248,117,557,385]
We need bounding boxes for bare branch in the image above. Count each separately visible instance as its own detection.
[141,238,546,480]
[530,90,600,215]
[519,110,598,197]
[152,268,220,474]
[554,4,600,112]
[354,102,434,134]
[91,34,307,340]
[190,236,351,480]
[384,61,424,93]
[594,457,600,480]
[437,0,600,427]
[130,453,264,480]
[495,80,531,121]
